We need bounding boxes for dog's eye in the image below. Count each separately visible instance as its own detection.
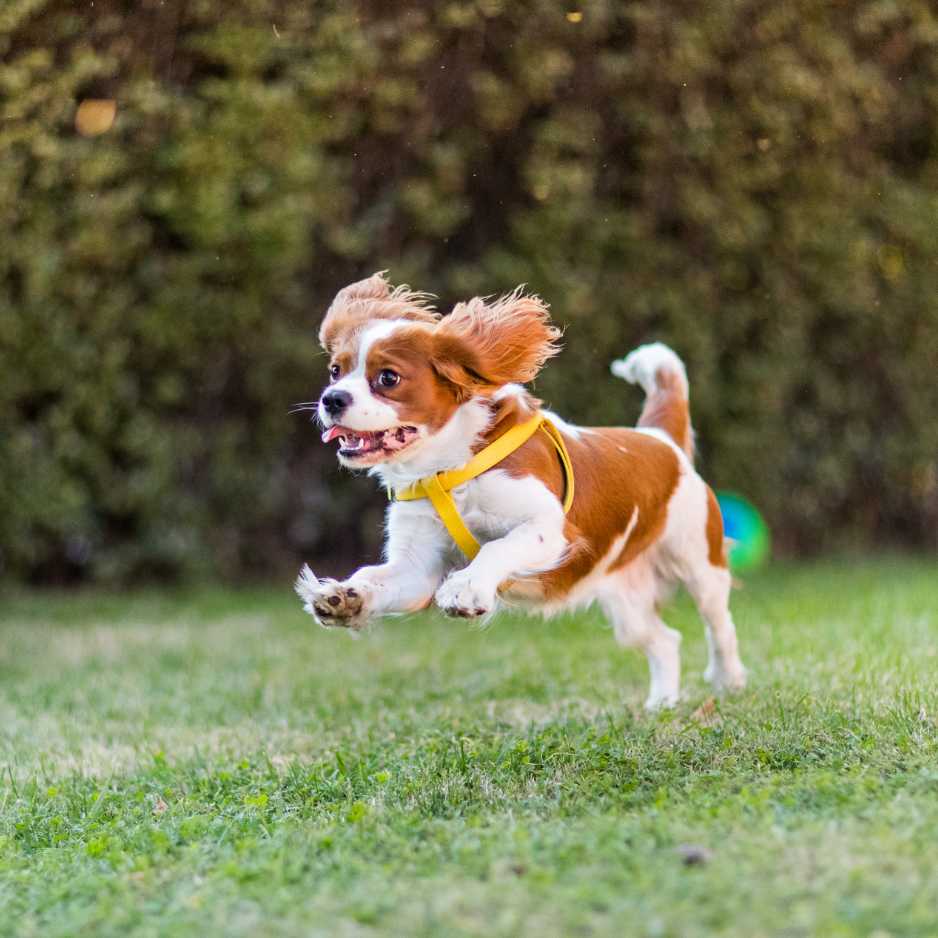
[329,364,340,381]
[377,369,401,389]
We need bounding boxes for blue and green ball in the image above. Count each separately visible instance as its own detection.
[715,491,770,573]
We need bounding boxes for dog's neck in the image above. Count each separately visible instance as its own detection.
[370,396,493,490]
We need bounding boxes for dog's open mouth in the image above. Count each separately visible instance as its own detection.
[321,425,419,462]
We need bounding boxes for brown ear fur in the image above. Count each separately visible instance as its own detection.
[319,272,439,351]
[433,289,561,396]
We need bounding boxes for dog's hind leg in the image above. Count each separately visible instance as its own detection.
[599,567,682,710]
[656,471,746,695]
[684,561,746,693]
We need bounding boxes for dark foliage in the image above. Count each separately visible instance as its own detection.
[2,0,937,582]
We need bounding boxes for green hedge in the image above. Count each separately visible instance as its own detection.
[2,0,937,582]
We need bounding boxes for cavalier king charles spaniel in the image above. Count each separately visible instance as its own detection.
[296,273,746,708]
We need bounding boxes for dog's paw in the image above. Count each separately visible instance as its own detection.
[706,661,747,694]
[434,574,495,619]
[295,565,368,631]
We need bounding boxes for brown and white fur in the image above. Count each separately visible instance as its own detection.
[296,273,746,709]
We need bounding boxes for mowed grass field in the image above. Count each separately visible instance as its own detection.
[1,559,937,937]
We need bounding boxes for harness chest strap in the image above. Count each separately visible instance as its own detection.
[392,412,575,560]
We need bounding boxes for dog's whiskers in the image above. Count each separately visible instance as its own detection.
[289,402,320,415]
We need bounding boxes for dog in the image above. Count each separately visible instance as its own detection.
[295,272,746,708]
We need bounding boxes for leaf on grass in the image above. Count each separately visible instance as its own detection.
[691,697,722,727]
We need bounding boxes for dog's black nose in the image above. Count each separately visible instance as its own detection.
[321,389,352,418]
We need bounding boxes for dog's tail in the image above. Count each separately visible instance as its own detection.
[610,342,694,462]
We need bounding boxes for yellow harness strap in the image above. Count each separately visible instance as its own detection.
[393,412,575,560]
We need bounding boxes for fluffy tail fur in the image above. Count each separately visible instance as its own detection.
[610,342,694,461]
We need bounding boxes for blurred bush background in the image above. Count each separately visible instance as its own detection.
[2,0,937,584]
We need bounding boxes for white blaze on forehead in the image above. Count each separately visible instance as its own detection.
[353,319,411,376]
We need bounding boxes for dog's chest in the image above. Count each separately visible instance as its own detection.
[451,470,551,540]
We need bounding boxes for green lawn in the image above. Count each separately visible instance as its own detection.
[1,559,937,937]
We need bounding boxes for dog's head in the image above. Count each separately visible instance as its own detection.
[314,272,560,472]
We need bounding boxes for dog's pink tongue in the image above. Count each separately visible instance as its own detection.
[321,426,345,443]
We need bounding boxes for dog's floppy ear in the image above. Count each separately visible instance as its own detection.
[432,289,561,397]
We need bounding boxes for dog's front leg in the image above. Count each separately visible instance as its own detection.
[295,560,443,631]
[296,503,449,631]
[435,517,567,619]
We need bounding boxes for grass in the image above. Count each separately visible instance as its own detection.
[1,558,937,937]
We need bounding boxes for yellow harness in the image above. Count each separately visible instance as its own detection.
[392,412,575,560]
